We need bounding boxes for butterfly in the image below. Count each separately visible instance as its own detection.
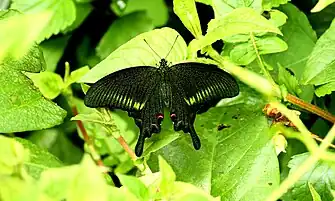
[84,38,239,156]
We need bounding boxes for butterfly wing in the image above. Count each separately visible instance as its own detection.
[84,66,165,156]
[168,62,239,149]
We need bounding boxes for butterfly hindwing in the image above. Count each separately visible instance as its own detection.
[170,62,239,113]
[84,66,159,112]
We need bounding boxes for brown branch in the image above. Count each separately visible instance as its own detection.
[311,133,335,149]
[117,135,137,161]
[286,93,335,123]
[72,106,106,169]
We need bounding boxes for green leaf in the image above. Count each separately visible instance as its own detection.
[268,9,288,27]
[0,45,67,133]
[262,0,289,11]
[15,137,63,179]
[230,36,288,65]
[0,10,52,61]
[173,0,202,38]
[148,104,279,200]
[11,0,76,42]
[118,0,168,27]
[159,156,176,196]
[0,135,27,175]
[65,66,90,87]
[212,0,262,16]
[309,183,323,201]
[63,2,93,33]
[308,3,335,37]
[40,35,70,72]
[0,176,39,201]
[117,174,150,201]
[283,153,335,201]
[301,19,335,96]
[27,71,64,99]
[315,82,335,97]
[191,7,282,52]
[311,0,335,12]
[96,11,154,59]
[80,28,187,83]
[67,155,109,201]
[278,64,302,96]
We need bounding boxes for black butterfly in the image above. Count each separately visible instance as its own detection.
[84,41,239,156]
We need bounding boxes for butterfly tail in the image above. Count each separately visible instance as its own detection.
[189,126,201,150]
[135,131,146,157]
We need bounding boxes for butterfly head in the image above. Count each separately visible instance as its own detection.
[159,59,169,69]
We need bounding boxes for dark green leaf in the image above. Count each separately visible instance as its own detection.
[117,174,149,201]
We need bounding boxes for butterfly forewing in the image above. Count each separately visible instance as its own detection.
[169,62,239,113]
[84,66,160,111]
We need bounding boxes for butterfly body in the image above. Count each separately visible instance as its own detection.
[84,59,239,156]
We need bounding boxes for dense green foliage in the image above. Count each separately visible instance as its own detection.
[0,0,335,200]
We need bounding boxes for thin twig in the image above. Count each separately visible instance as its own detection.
[286,93,335,123]
[117,135,137,161]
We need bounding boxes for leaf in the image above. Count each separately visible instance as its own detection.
[0,135,27,175]
[65,66,90,87]
[230,36,288,65]
[63,2,93,33]
[148,104,279,200]
[96,11,154,59]
[0,45,67,133]
[283,153,335,201]
[118,0,168,27]
[301,19,335,96]
[278,64,302,97]
[117,174,150,201]
[27,71,64,99]
[308,3,335,37]
[315,82,335,97]
[80,27,187,83]
[191,7,282,52]
[159,156,176,196]
[268,9,288,27]
[212,0,262,17]
[309,183,323,201]
[0,176,39,201]
[173,0,202,38]
[15,137,63,179]
[262,0,289,11]
[172,182,220,201]
[311,0,335,12]
[67,155,109,201]
[0,10,52,61]
[11,0,76,42]
[40,35,70,72]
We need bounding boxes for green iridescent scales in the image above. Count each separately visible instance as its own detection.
[84,59,239,156]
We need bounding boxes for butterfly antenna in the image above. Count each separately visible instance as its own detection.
[143,39,161,60]
[164,35,179,59]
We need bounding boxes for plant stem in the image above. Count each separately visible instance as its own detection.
[286,93,335,123]
[266,123,335,201]
[117,135,137,161]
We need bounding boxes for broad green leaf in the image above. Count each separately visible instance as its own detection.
[117,0,168,27]
[28,128,83,165]
[80,28,187,83]
[108,186,140,201]
[212,0,262,16]
[315,82,335,97]
[27,72,64,99]
[63,2,93,33]
[67,155,109,201]
[311,0,335,12]
[117,174,150,201]
[148,104,279,200]
[159,156,176,196]
[15,138,63,179]
[11,0,76,42]
[309,183,323,201]
[0,10,52,61]
[172,182,220,201]
[173,0,202,38]
[40,35,70,72]
[230,36,288,65]
[191,8,282,52]
[96,11,154,59]
[0,135,27,175]
[301,19,335,96]
[0,176,39,201]
[262,0,289,11]
[278,65,302,97]
[0,45,67,133]
[283,153,335,201]
[195,0,212,5]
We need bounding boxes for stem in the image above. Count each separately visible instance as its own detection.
[117,135,137,161]
[266,124,335,201]
[286,93,335,123]
[249,33,276,86]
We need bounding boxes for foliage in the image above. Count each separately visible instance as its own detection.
[1,0,335,201]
